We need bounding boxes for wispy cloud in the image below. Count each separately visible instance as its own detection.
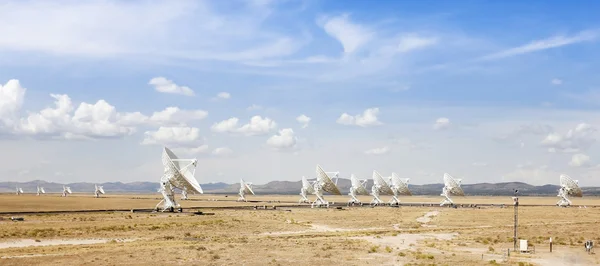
[478,30,598,61]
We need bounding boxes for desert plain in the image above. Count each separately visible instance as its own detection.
[0,193,599,265]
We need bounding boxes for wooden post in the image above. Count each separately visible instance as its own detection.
[550,237,553,253]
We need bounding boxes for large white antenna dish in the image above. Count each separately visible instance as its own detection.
[311,165,342,208]
[16,186,23,195]
[440,173,464,206]
[94,184,105,198]
[155,147,203,212]
[36,185,45,196]
[62,185,72,197]
[348,174,369,205]
[238,179,255,202]
[299,176,315,203]
[388,173,412,205]
[557,174,583,207]
[181,189,188,200]
[370,170,393,206]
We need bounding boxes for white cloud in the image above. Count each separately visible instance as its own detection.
[216,92,231,100]
[266,128,297,150]
[365,146,390,155]
[541,123,596,153]
[319,14,373,54]
[212,147,233,156]
[247,104,263,111]
[141,126,203,147]
[472,162,488,167]
[397,35,438,53]
[211,116,276,136]
[569,153,590,167]
[336,108,382,127]
[479,30,598,60]
[174,145,209,155]
[551,78,563,85]
[296,114,311,128]
[148,77,195,96]
[0,79,26,128]
[433,117,451,130]
[147,107,208,126]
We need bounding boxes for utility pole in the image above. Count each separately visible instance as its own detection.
[513,189,519,251]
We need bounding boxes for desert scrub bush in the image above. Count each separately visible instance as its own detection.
[385,246,393,253]
[368,245,379,253]
[489,260,499,265]
[398,252,406,257]
[488,246,495,252]
[416,254,434,260]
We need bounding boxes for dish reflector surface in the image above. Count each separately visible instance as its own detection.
[316,165,341,195]
[443,173,464,196]
[162,147,203,194]
[351,174,369,195]
[560,174,582,197]
[391,173,412,196]
[302,176,315,194]
[373,170,394,195]
[241,179,255,195]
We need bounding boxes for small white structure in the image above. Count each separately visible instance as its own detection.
[370,170,393,206]
[62,186,72,197]
[16,186,23,195]
[557,174,583,207]
[348,174,369,205]
[440,173,465,206]
[238,179,255,202]
[36,185,45,196]
[155,147,203,212]
[311,165,342,208]
[181,189,188,200]
[299,176,315,203]
[519,239,528,252]
[388,173,412,205]
[94,184,105,198]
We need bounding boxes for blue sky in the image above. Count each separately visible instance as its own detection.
[1,0,600,187]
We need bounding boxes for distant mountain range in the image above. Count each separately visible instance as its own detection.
[2,179,600,196]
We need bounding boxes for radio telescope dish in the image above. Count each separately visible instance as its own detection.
[155,147,203,212]
[299,176,315,203]
[62,186,72,197]
[388,173,412,205]
[440,173,464,206]
[16,186,23,195]
[36,185,45,196]
[94,184,105,198]
[181,189,188,200]
[370,170,393,206]
[557,174,583,207]
[238,179,255,202]
[348,174,369,205]
[311,164,342,208]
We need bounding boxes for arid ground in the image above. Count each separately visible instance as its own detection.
[0,193,598,265]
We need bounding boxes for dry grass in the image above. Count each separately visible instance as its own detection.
[0,194,599,265]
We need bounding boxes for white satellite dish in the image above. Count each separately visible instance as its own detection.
[311,164,342,208]
[62,185,72,197]
[370,170,394,206]
[155,147,203,212]
[299,176,316,203]
[557,174,583,207]
[440,173,464,206]
[238,179,255,202]
[388,173,412,205]
[36,185,45,196]
[348,174,369,205]
[181,189,188,200]
[16,186,23,195]
[94,184,105,198]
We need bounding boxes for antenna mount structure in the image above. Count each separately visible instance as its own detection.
[36,185,45,196]
[155,147,203,212]
[94,184,105,198]
[181,189,188,200]
[348,174,368,206]
[370,170,393,206]
[311,165,341,208]
[299,176,315,203]
[62,185,72,197]
[16,186,23,195]
[440,173,464,206]
[556,174,583,207]
[237,179,255,202]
